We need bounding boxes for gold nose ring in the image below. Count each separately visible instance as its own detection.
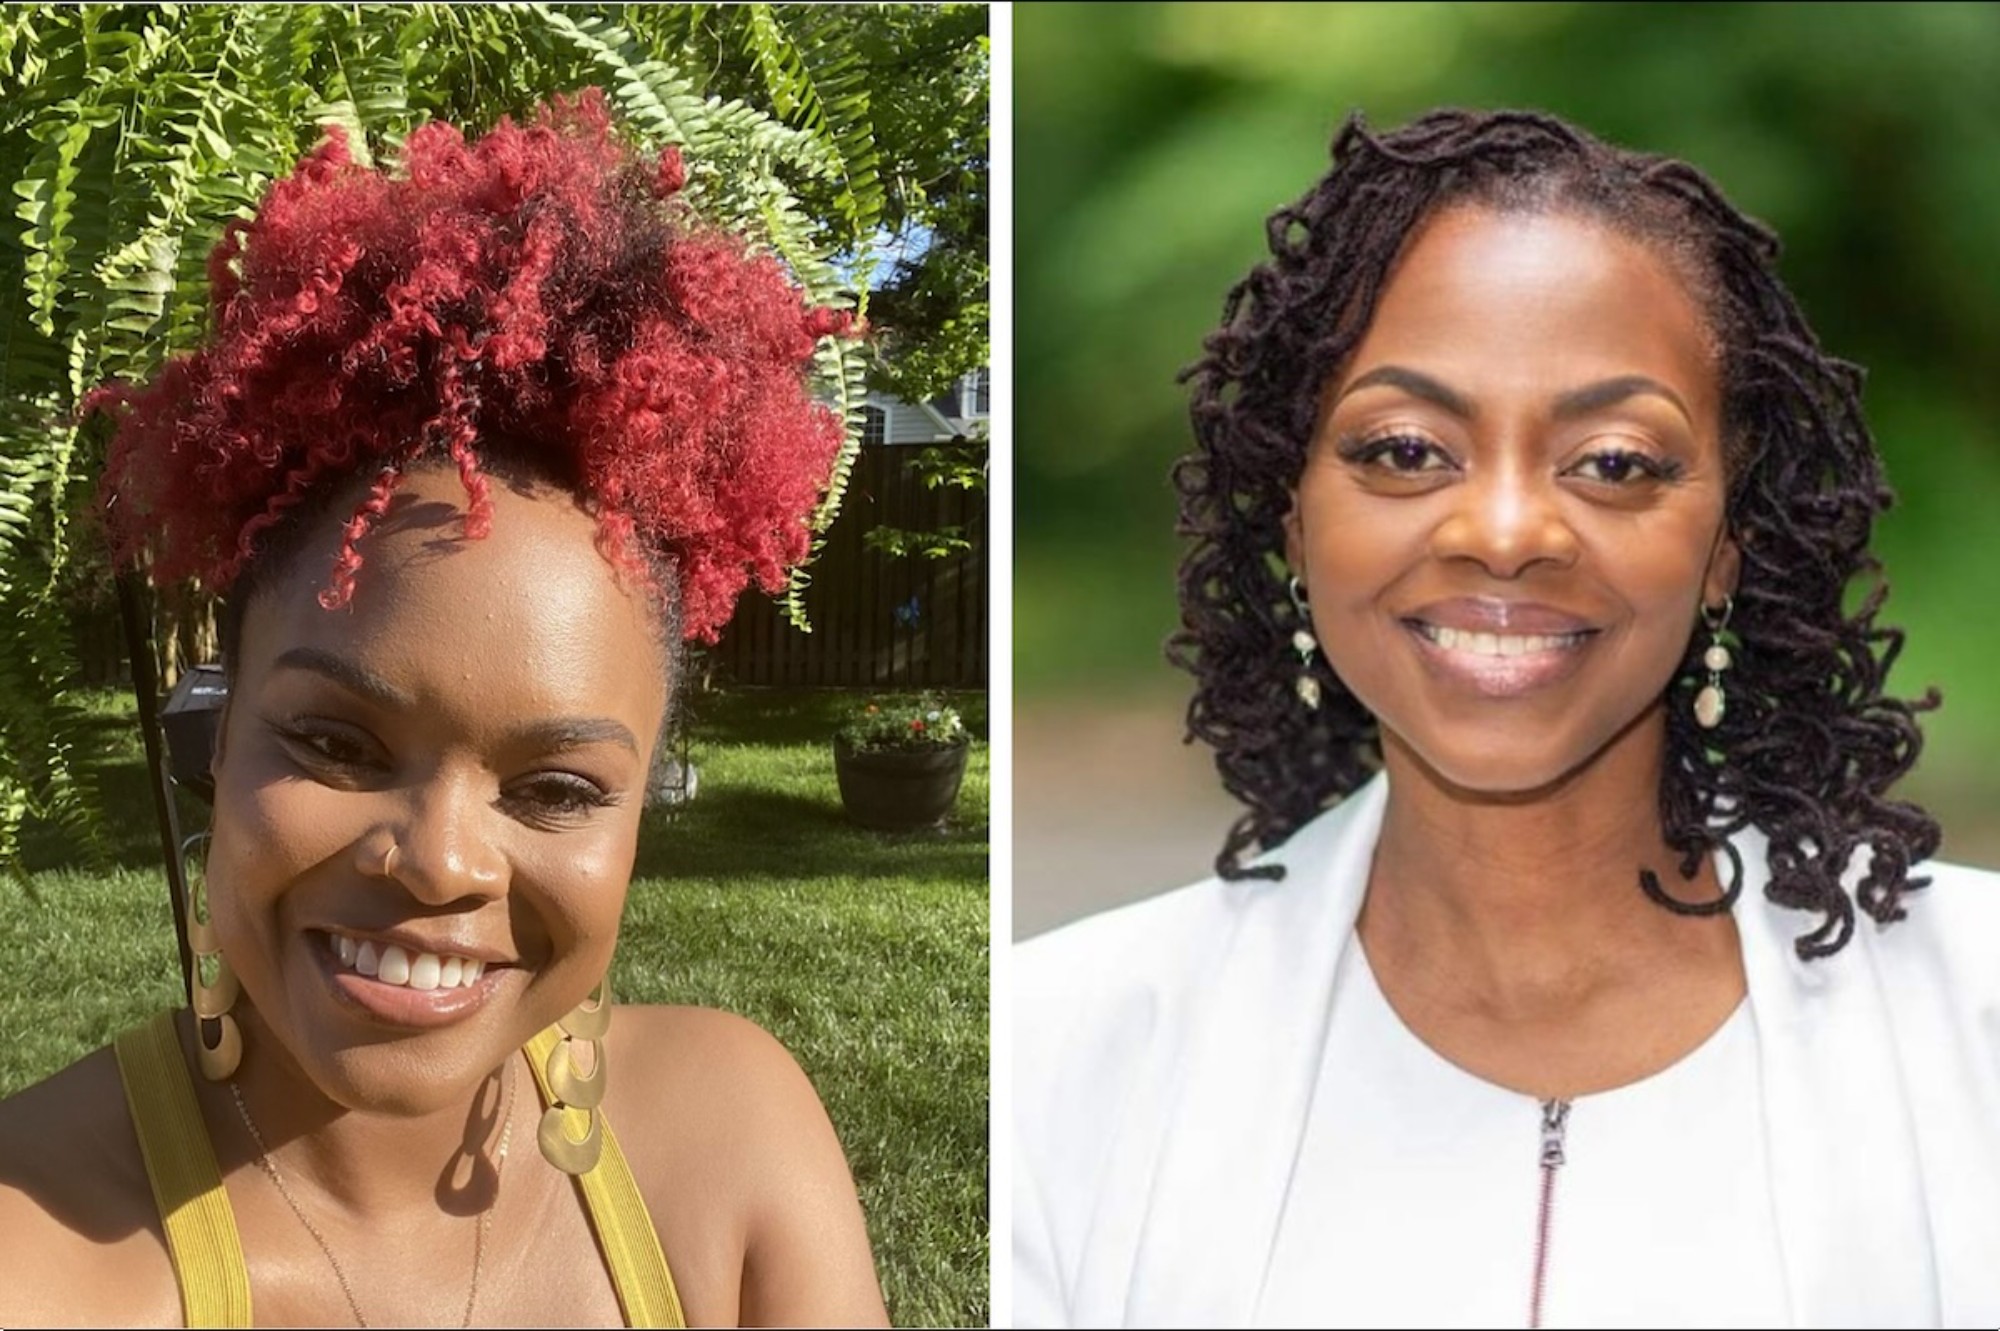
[381,843,400,878]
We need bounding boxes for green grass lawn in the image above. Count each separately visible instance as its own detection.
[0,686,990,1327]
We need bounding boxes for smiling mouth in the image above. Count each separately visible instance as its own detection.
[1402,619,1599,698]
[1408,622,1594,656]
[310,930,506,1027]
[326,932,487,991]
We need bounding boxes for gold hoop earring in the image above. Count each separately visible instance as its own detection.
[182,834,242,1081]
[538,979,609,1175]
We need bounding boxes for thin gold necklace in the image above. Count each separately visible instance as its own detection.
[229,1065,517,1328]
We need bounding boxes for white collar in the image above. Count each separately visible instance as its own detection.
[1111,771,1959,1327]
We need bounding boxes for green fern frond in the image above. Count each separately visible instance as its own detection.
[735,4,883,244]
[779,333,870,632]
[0,8,32,98]
[341,8,415,154]
[15,105,108,337]
[522,3,838,186]
[0,437,105,865]
[520,5,709,149]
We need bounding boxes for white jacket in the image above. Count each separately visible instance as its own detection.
[1015,773,2000,1328]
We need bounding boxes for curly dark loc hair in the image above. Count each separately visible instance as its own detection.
[1170,108,1942,961]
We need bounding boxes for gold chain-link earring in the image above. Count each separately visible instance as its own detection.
[182,834,242,1080]
[538,979,609,1174]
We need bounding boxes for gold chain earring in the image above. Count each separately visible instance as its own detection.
[182,834,242,1081]
[538,978,609,1175]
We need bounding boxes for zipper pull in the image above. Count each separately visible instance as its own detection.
[1530,1098,1573,1330]
[1539,1098,1571,1170]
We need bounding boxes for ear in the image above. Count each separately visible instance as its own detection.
[1702,525,1741,611]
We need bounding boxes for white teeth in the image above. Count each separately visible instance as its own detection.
[408,952,441,991]
[1425,624,1583,656]
[331,934,486,989]
[376,945,411,985]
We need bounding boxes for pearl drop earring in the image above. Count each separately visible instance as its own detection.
[1694,595,1733,729]
[1288,575,1321,711]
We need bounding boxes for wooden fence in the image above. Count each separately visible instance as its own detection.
[705,444,988,689]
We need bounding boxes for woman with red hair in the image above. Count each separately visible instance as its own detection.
[0,93,887,1326]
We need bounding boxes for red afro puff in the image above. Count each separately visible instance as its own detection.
[91,89,853,641]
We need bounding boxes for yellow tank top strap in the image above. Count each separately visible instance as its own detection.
[109,1012,678,1329]
[113,1011,253,1329]
[525,1023,687,1329]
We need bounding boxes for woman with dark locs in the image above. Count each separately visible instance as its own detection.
[0,92,889,1326]
[1016,108,2000,1328]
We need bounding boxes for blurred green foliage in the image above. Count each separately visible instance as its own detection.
[1015,1,2000,832]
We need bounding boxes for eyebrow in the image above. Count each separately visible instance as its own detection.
[273,647,411,710]
[1550,374,1694,427]
[1337,365,1474,419]
[272,647,639,755]
[511,717,640,756]
[1334,365,1694,427]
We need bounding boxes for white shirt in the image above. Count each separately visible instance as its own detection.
[1257,945,1786,1328]
[1015,773,2000,1328]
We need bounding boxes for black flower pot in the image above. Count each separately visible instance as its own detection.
[833,736,970,831]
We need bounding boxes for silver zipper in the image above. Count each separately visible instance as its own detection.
[1529,1098,1571,1329]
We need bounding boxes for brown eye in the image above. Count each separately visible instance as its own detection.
[1386,440,1434,471]
[1565,448,1677,485]
[500,774,618,825]
[275,723,376,768]
[1337,433,1456,474]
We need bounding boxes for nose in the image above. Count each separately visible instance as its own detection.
[363,770,507,904]
[1430,458,1580,578]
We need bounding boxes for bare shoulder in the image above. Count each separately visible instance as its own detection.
[600,1004,888,1327]
[609,1002,816,1096]
[0,1045,180,1326]
[602,1004,849,1201]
